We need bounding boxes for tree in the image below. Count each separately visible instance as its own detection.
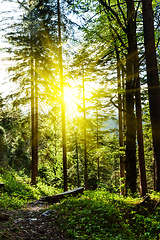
[57,0,68,191]
[142,0,160,192]
[133,14,148,196]
[0,126,6,163]
[0,95,31,173]
[4,0,60,183]
[82,66,88,190]
[115,48,125,195]
[68,0,149,194]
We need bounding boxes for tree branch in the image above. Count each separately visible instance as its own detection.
[108,22,127,50]
[156,37,160,50]
[117,0,127,25]
[110,96,126,112]
[135,1,141,20]
[17,0,29,11]
[98,0,127,34]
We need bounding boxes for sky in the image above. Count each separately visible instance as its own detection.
[0,0,20,98]
[0,0,8,97]
[0,0,103,110]
[0,0,84,101]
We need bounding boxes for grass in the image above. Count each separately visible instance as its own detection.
[51,190,160,240]
[1,167,160,239]
[0,166,61,209]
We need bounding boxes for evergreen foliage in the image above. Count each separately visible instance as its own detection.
[0,0,159,196]
[0,1,160,238]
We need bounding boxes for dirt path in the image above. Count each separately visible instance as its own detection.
[0,202,72,240]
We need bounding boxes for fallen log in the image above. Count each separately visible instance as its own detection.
[39,187,84,203]
[0,183,5,189]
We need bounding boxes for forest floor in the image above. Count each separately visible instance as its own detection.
[0,201,73,240]
[1,192,160,240]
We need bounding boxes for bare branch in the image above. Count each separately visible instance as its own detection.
[98,0,127,33]
[117,0,127,26]
[156,37,160,50]
[17,0,29,11]
[135,1,141,20]
[110,96,126,112]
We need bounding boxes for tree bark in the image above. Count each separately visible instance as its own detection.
[75,131,80,188]
[116,48,125,196]
[125,0,137,194]
[57,0,68,192]
[96,112,100,183]
[134,41,148,197]
[35,59,38,179]
[142,0,160,191]
[40,187,84,203]
[31,55,36,184]
[30,7,37,185]
[125,54,137,194]
[83,67,88,190]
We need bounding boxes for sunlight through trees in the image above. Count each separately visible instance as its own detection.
[0,0,160,196]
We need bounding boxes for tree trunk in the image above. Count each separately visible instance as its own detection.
[96,111,100,183]
[57,0,68,192]
[0,129,5,164]
[125,0,137,194]
[115,48,125,195]
[142,0,160,192]
[122,65,127,194]
[125,55,137,194]
[134,41,148,197]
[83,67,88,190]
[40,187,84,203]
[35,59,38,179]
[30,8,37,185]
[75,131,80,188]
[31,56,36,184]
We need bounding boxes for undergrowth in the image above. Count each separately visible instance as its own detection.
[51,190,160,240]
[0,167,60,209]
[1,167,160,239]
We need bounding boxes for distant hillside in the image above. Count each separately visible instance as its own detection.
[106,117,118,130]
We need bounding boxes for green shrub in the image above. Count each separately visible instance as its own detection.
[0,167,60,209]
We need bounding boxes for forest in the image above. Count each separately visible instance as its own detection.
[0,0,160,239]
